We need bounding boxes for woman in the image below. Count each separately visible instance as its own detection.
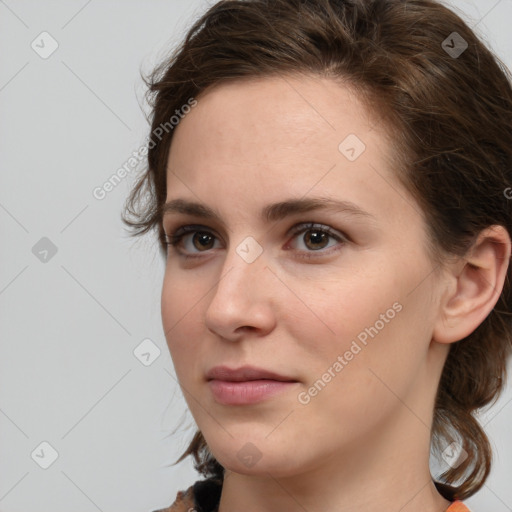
[123,1,512,511]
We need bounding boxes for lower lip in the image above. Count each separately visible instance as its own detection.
[208,379,298,405]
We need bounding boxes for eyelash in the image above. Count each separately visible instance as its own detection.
[164,222,347,260]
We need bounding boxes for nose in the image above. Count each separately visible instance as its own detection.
[204,243,277,341]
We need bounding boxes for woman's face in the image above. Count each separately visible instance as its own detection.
[161,75,449,477]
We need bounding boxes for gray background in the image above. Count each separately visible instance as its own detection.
[0,1,511,511]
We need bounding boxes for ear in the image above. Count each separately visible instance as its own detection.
[433,225,511,344]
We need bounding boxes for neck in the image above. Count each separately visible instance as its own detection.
[217,407,452,512]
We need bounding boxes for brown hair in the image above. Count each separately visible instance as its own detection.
[122,0,512,501]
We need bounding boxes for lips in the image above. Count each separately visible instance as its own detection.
[206,365,299,405]
[206,365,297,383]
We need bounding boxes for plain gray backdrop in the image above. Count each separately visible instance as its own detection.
[0,1,511,511]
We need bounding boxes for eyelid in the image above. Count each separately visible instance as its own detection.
[286,222,349,243]
[165,224,223,255]
[164,221,224,241]
[164,221,349,259]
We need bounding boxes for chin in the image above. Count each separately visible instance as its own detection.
[209,441,304,478]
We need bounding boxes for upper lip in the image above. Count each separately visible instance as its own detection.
[206,365,297,382]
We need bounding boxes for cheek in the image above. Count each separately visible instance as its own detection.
[291,299,422,443]
[161,272,205,367]
[291,265,403,360]
[291,255,433,389]
[161,266,203,325]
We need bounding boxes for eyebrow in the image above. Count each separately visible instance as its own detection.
[162,196,377,224]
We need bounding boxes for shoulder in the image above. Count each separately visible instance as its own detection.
[152,477,223,512]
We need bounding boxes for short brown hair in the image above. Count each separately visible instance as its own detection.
[123,0,512,501]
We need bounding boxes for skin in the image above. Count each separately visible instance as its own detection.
[160,74,511,512]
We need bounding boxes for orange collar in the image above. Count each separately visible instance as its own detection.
[446,501,471,512]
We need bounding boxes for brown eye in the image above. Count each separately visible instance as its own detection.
[286,222,348,260]
[192,232,215,251]
[303,229,330,250]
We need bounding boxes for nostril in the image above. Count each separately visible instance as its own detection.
[237,325,256,332]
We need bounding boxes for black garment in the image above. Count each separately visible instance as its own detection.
[192,478,223,512]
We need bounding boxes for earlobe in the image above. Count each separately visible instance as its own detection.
[433,225,511,345]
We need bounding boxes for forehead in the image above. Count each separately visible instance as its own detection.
[170,74,377,163]
[164,74,415,230]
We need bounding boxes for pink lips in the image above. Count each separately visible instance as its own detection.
[206,365,299,405]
